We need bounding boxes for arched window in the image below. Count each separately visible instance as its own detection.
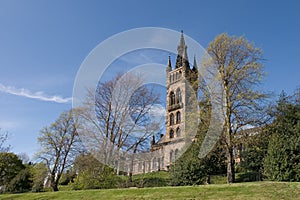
[176,88,181,103]
[176,127,181,137]
[170,91,175,105]
[170,114,174,125]
[169,129,174,138]
[148,161,151,172]
[176,111,181,123]
[175,149,179,159]
[153,157,157,170]
[170,150,174,162]
[138,162,143,172]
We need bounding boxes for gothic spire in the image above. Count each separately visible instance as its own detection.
[182,44,190,70]
[175,30,189,69]
[166,55,172,72]
[178,30,185,56]
[192,55,198,72]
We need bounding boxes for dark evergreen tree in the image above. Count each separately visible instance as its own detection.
[169,99,226,186]
[0,152,26,193]
[263,91,300,181]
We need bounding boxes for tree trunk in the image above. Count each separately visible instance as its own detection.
[226,147,235,183]
[205,175,211,184]
[52,183,59,192]
[50,175,59,191]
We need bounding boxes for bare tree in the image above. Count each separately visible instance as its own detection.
[0,130,10,152]
[202,33,268,183]
[78,72,162,175]
[36,109,82,191]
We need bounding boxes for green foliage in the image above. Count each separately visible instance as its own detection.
[240,147,265,171]
[0,152,25,193]
[30,163,48,192]
[70,153,122,190]
[6,167,32,193]
[59,170,76,186]
[170,97,226,186]
[235,172,262,183]
[238,129,271,180]
[169,142,206,186]
[263,91,300,181]
[132,171,170,188]
[203,33,267,183]
[169,139,226,186]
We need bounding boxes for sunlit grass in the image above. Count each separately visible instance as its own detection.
[1,181,299,200]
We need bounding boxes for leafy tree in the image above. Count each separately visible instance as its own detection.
[70,153,121,190]
[202,33,267,183]
[236,124,271,181]
[36,109,83,191]
[264,91,300,181]
[30,162,48,192]
[59,169,76,185]
[6,167,32,193]
[0,152,25,193]
[170,134,226,186]
[170,99,226,185]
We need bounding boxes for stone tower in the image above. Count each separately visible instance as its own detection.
[151,31,198,170]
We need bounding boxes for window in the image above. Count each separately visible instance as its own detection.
[175,149,179,159]
[152,157,157,170]
[176,111,181,123]
[169,129,174,138]
[170,91,175,105]
[148,161,151,172]
[138,162,143,172]
[161,156,164,168]
[176,127,181,137]
[170,150,174,162]
[176,88,181,103]
[170,113,174,125]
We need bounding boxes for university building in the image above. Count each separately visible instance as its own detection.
[127,32,199,174]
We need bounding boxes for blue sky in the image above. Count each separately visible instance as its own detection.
[0,0,299,158]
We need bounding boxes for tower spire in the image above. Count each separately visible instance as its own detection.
[178,30,185,56]
[167,55,172,73]
[176,30,189,69]
[167,55,172,69]
[182,45,190,70]
[192,55,198,72]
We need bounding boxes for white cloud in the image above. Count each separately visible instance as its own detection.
[0,83,72,104]
[0,119,18,130]
[118,50,168,66]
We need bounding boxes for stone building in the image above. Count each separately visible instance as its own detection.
[150,31,198,170]
[127,32,199,174]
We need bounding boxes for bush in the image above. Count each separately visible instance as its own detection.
[6,168,32,193]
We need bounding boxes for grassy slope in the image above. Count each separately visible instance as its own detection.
[1,182,299,200]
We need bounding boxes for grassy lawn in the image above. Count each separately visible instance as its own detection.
[0,182,299,200]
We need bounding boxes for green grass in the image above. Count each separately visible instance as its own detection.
[1,182,299,200]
